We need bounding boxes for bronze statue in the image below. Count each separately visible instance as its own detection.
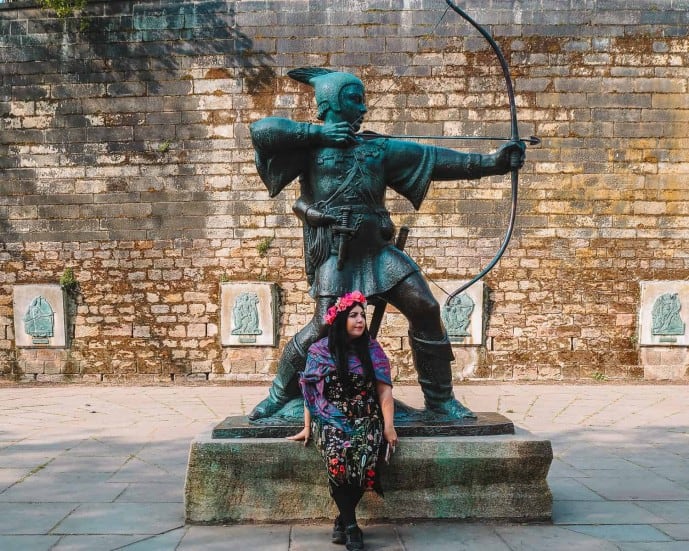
[248,68,525,421]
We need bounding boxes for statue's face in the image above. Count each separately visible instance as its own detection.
[337,84,367,131]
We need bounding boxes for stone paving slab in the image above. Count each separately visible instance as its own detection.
[493,525,619,550]
[577,474,689,501]
[654,524,689,540]
[568,524,673,542]
[112,528,187,551]
[179,525,290,550]
[0,468,30,492]
[0,535,60,551]
[0,384,688,549]
[0,502,77,535]
[553,501,668,525]
[546,477,605,501]
[0,476,128,503]
[116,482,185,503]
[636,501,689,523]
[50,535,144,550]
[396,522,510,550]
[618,544,689,550]
[52,503,184,535]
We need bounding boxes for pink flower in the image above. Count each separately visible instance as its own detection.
[324,308,338,325]
[323,290,367,325]
[343,441,351,448]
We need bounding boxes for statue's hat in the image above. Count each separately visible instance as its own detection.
[288,68,363,120]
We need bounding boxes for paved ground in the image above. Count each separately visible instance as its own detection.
[0,383,688,550]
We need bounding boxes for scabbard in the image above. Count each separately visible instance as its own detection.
[336,207,352,271]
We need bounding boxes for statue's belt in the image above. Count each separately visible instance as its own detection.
[327,207,393,239]
[325,204,390,218]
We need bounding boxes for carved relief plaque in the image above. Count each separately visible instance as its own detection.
[220,282,279,347]
[640,281,689,346]
[13,285,67,348]
[430,280,484,346]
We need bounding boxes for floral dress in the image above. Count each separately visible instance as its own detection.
[300,337,392,493]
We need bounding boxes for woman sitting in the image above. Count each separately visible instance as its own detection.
[288,290,398,551]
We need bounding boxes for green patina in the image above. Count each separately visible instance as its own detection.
[23,296,55,344]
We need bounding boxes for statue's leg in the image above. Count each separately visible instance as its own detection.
[248,297,331,420]
[383,274,476,420]
[407,331,475,419]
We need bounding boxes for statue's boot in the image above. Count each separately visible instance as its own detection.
[248,338,306,420]
[409,331,477,420]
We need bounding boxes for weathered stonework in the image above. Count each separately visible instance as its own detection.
[185,430,553,523]
[2,1,689,382]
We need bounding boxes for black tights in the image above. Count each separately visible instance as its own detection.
[331,483,365,527]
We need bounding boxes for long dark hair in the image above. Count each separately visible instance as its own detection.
[327,302,374,396]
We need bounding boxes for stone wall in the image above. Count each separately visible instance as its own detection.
[1,0,689,382]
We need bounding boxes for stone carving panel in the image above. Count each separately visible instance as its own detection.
[640,281,689,346]
[220,282,279,347]
[430,280,484,346]
[13,285,67,348]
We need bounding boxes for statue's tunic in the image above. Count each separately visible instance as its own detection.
[252,128,438,299]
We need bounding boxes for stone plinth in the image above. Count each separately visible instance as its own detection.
[185,429,552,524]
[212,410,514,439]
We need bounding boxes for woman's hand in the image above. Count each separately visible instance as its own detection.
[377,381,398,449]
[383,426,398,449]
[286,425,311,446]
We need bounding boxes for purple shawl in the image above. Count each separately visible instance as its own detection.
[299,337,392,433]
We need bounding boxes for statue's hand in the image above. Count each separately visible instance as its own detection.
[316,121,358,147]
[305,206,337,227]
[494,140,526,174]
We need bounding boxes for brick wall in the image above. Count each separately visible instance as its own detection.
[1,0,688,382]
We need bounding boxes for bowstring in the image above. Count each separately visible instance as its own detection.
[364,3,456,298]
[365,5,451,112]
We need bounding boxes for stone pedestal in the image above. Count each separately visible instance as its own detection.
[185,427,552,524]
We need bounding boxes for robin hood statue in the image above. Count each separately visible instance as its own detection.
[248,68,524,421]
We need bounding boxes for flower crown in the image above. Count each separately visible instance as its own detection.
[324,291,367,325]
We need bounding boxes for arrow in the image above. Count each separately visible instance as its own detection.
[357,131,541,145]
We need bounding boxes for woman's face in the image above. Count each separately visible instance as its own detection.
[346,304,366,340]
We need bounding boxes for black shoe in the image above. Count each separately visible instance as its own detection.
[331,516,345,545]
[345,524,364,551]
